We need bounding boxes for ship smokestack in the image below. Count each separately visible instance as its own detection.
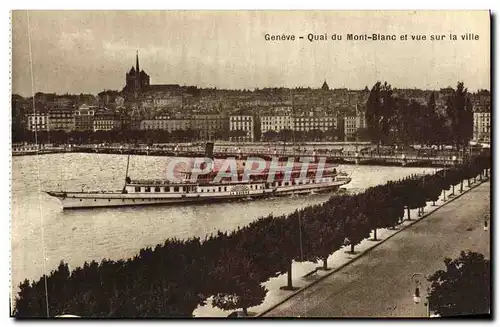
[205,142,214,159]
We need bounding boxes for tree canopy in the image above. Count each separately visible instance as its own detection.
[428,251,490,317]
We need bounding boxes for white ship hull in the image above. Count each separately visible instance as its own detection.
[46,179,350,209]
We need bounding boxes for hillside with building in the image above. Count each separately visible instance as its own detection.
[12,52,491,145]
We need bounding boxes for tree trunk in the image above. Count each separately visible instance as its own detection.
[287,261,293,289]
[372,228,377,241]
[468,178,471,187]
[322,257,329,270]
[451,184,455,196]
[432,200,436,206]
[460,180,463,192]
[442,189,446,202]
[407,206,411,220]
[350,244,355,254]
[243,307,248,316]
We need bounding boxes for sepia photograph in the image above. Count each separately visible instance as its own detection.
[10,9,491,318]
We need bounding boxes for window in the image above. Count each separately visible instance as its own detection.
[135,187,141,192]
[145,187,151,192]
[174,186,179,192]
[154,186,161,192]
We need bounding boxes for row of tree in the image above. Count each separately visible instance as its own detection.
[260,128,369,142]
[13,155,490,317]
[366,81,474,149]
[13,128,365,145]
[13,129,210,145]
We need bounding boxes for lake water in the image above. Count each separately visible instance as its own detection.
[11,153,432,299]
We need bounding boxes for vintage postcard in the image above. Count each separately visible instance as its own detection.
[10,10,491,318]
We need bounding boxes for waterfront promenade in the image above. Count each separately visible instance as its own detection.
[262,181,490,317]
[12,143,469,167]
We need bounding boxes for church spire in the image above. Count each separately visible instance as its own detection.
[136,50,140,74]
[321,79,329,91]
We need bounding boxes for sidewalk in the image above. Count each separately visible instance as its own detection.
[262,180,490,317]
[193,178,490,317]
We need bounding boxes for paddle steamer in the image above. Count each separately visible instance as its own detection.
[45,144,351,209]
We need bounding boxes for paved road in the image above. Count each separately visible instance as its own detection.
[264,181,491,317]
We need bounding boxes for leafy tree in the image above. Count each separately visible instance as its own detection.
[309,201,346,270]
[278,129,294,142]
[366,82,383,145]
[262,130,278,141]
[356,127,370,142]
[342,196,371,254]
[445,82,474,151]
[306,129,324,141]
[366,82,396,147]
[428,251,490,317]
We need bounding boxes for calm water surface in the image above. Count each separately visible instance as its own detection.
[11,153,432,297]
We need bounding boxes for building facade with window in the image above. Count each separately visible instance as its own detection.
[192,114,228,140]
[229,115,254,141]
[26,112,49,132]
[140,117,192,133]
[93,110,119,131]
[48,107,75,132]
[260,115,294,133]
[74,104,97,131]
[344,115,357,141]
[473,111,491,143]
[293,113,337,132]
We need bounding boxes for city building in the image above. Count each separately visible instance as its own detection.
[293,112,337,133]
[116,96,125,108]
[140,117,192,133]
[122,51,182,99]
[123,52,150,96]
[153,96,183,108]
[229,115,254,142]
[192,114,228,140]
[98,90,121,107]
[344,115,357,140]
[321,80,330,91]
[260,115,294,133]
[55,96,74,108]
[355,105,367,129]
[473,110,491,143]
[93,110,119,132]
[74,104,97,131]
[48,107,75,132]
[140,117,169,131]
[26,111,49,132]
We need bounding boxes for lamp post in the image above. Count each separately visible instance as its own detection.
[411,273,430,317]
[419,171,425,216]
[449,155,457,196]
[442,163,447,202]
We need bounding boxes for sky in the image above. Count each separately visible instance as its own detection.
[11,10,490,97]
